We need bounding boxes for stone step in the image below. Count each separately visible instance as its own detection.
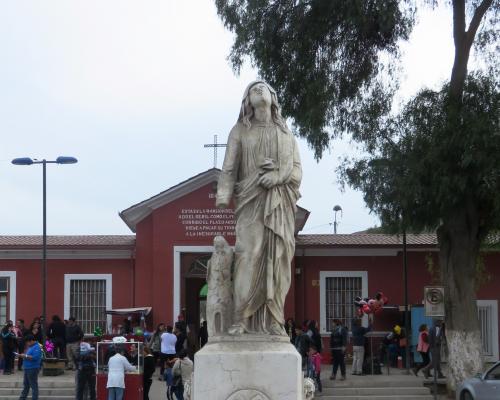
[321,387,431,396]
[0,381,74,389]
[317,396,434,400]
[0,397,74,400]
[0,388,74,396]
[322,379,427,388]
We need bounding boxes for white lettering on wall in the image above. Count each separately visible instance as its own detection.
[177,208,236,238]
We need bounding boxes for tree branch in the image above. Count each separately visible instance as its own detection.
[466,0,494,47]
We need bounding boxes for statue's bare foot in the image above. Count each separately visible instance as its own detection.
[228,323,245,336]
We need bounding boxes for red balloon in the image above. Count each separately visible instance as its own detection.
[362,304,372,314]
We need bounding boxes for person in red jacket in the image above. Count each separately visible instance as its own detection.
[308,345,322,393]
[413,324,431,377]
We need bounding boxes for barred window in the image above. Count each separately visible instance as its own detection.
[325,276,362,331]
[70,279,107,334]
[477,300,498,361]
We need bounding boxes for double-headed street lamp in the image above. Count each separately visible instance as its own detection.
[12,156,78,341]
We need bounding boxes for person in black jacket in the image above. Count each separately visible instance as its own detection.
[351,318,371,375]
[75,340,96,400]
[15,319,29,371]
[28,320,43,344]
[48,315,66,359]
[198,321,208,349]
[294,325,312,369]
[307,320,323,354]
[329,319,348,381]
[143,347,155,400]
[65,317,84,370]
[1,322,17,374]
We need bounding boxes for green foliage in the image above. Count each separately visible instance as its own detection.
[215,0,415,159]
[341,74,500,237]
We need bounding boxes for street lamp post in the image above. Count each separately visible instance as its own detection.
[333,205,342,234]
[12,156,78,342]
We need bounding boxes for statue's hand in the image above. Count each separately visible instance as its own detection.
[258,171,279,189]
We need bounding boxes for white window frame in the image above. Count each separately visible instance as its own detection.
[64,274,112,333]
[477,299,499,362]
[319,271,368,335]
[0,271,16,323]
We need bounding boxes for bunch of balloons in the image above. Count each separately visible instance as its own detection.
[44,340,55,357]
[93,326,103,337]
[354,291,388,316]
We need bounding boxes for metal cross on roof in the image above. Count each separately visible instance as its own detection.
[204,134,227,168]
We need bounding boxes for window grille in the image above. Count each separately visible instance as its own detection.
[325,276,362,331]
[478,304,493,356]
[70,279,107,334]
[0,278,9,326]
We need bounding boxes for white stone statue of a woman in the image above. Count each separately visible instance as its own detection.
[216,81,302,335]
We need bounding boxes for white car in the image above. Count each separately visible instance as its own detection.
[456,361,500,400]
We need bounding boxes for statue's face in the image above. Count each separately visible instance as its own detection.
[249,82,272,109]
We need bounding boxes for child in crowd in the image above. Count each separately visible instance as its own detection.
[164,358,177,400]
[308,345,322,393]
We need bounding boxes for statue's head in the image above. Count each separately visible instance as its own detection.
[239,80,288,131]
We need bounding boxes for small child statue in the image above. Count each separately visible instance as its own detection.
[206,236,234,337]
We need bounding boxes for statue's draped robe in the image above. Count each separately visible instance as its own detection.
[217,121,302,334]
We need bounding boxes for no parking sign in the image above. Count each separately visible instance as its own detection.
[424,286,445,317]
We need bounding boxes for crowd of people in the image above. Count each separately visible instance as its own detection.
[0,315,87,400]
[145,315,196,400]
[286,315,445,394]
[1,313,446,400]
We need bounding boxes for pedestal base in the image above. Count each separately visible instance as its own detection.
[193,335,304,400]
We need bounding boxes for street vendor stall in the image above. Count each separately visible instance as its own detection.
[96,338,144,400]
[105,307,152,335]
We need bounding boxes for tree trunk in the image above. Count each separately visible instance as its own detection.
[437,205,483,393]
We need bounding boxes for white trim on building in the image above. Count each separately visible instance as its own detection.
[0,249,132,260]
[64,274,112,333]
[0,271,16,323]
[319,271,368,334]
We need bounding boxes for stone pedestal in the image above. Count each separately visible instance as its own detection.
[193,335,304,400]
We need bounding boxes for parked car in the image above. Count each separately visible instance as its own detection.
[456,361,500,400]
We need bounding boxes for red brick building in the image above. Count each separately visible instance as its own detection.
[1,168,498,361]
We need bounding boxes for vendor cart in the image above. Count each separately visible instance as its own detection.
[96,339,144,400]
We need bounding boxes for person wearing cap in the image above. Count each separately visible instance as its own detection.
[18,334,42,400]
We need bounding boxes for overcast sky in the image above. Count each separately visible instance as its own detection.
[0,1,456,236]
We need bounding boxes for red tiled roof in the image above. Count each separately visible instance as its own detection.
[0,232,495,249]
[0,235,135,248]
[296,233,438,247]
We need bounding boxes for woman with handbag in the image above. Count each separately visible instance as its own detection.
[171,350,193,400]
